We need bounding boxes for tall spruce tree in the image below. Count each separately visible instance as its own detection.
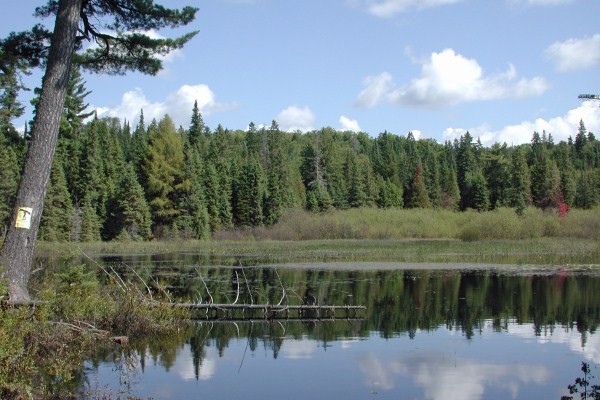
[174,144,209,239]
[439,141,460,210]
[111,163,152,241]
[554,142,576,206]
[457,132,478,210]
[206,124,233,228]
[188,100,207,152]
[263,121,285,224]
[485,143,511,208]
[0,0,198,301]
[347,153,368,208]
[529,132,561,209]
[509,146,531,214]
[407,164,432,209]
[234,155,265,227]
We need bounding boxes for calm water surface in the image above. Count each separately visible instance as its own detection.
[79,263,599,400]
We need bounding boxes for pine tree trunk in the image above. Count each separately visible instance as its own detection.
[0,0,82,301]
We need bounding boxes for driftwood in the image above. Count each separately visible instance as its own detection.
[163,302,366,319]
[170,303,365,311]
[192,317,366,323]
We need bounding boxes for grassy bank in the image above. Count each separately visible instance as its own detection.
[228,207,600,241]
[35,208,600,266]
[0,265,188,399]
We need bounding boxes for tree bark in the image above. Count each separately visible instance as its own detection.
[0,0,82,301]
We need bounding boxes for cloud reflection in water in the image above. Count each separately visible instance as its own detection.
[358,351,551,400]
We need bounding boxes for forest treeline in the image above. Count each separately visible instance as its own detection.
[1,67,599,241]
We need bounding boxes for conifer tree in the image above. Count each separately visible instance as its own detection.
[348,155,367,208]
[573,120,588,169]
[529,132,561,209]
[509,147,531,214]
[407,164,432,209]
[264,169,283,225]
[377,179,403,208]
[468,170,491,211]
[112,163,152,241]
[0,59,27,146]
[234,155,265,227]
[143,114,185,235]
[203,162,224,232]
[206,124,233,228]
[421,141,441,207]
[554,142,576,206]
[263,121,286,224]
[246,122,261,157]
[485,143,511,208]
[98,118,126,236]
[174,146,209,239]
[320,128,348,209]
[439,142,460,210]
[0,145,20,236]
[39,159,72,242]
[575,170,600,209]
[129,110,148,172]
[80,194,101,242]
[75,117,103,211]
[377,132,403,187]
[188,100,207,152]
[457,132,478,210]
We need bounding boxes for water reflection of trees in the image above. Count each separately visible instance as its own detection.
[94,268,600,378]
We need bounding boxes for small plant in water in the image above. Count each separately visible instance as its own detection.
[561,362,600,400]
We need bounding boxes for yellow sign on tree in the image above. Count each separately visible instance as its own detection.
[15,207,33,229]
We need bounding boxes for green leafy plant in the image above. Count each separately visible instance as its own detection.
[562,362,600,400]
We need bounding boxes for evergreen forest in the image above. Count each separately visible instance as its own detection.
[1,67,599,242]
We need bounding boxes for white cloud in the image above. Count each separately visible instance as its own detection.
[546,34,600,72]
[339,115,361,132]
[355,72,394,108]
[443,100,600,146]
[388,49,549,108]
[94,84,237,128]
[364,0,462,17]
[275,105,316,132]
[356,49,548,110]
[409,130,422,140]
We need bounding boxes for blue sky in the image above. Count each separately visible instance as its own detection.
[2,0,600,145]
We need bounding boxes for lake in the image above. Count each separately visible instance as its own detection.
[77,260,599,400]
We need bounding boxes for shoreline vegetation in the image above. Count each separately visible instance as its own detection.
[36,207,600,267]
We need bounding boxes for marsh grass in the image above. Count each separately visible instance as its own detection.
[214,207,599,242]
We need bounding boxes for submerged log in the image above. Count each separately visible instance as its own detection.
[162,302,366,319]
[170,303,365,311]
